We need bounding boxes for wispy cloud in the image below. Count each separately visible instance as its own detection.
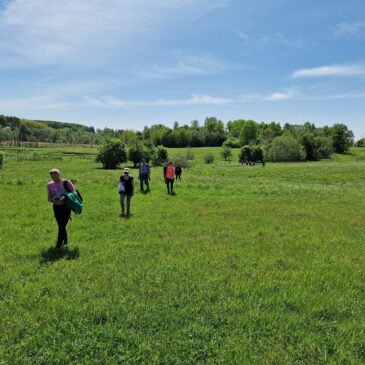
[83,94,235,108]
[0,0,226,68]
[264,89,297,101]
[133,56,227,79]
[83,90,365,108]
[238,31,308,50]
[334,21,365,36]
[3,89,365,112]
[292,64,365,78]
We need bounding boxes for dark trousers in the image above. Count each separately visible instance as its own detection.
[175,173,181,180]
[139,175,149,191]
[53,204,71,247]
[166,178,174,193]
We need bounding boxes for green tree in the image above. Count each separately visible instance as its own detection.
[96,138,127,169]
[127,141,154,167]
[222,137,241,148]
[331,123,354,153]
[153,145,168,166]
[239,120,258,146]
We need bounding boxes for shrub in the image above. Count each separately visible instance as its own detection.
[0,152,3,169]
[221,147,232,161]
[222,137,241,148]
[315,136,333,159]
[128,141,154,167]
[186,149,195,160]
[172,155,190,169]
[152,145,168,166]
[239,146,253,163]
[331,123,354,153]
[300,134,333,160]
[268,135,305,162]
[239,145,264,164]
[251,145,264,162]
[96,138,127,169]
[204,153,215,164]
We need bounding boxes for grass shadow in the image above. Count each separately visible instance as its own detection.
[40,246,80,264]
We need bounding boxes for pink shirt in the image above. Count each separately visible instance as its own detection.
[47,179,74,203]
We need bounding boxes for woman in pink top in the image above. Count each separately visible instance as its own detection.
[47,168,74,248]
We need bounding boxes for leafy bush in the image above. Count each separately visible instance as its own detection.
[172,155,190,169]
[128,141,154,167]
[239,145,252,163]
[222,137,241,148]
[315,136,333,159]
[0,152,4,169]
[186,149,195,160]
[331,123,354,153]
[300,134,333,160]
[152,145,168,166]
[96,138,127,169]
[268,135,305,162]
[221,147,232,161]
[252,145,264,162]
[239,145,264,164]
[204,153,215,164]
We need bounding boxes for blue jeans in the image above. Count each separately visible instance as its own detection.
[120,193,132,214]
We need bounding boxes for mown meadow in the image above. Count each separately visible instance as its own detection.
[0,146,364,365]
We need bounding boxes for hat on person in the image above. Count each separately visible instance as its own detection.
[49,168,60,174]
[124,168,130,173]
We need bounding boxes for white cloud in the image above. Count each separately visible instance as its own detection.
[0,0,227,67]
[83,94,235,108]
[238,31,308,50]
[264,89,296,101]
[133,56,227,79]
[334,21,365,36]
[292,64,365,78]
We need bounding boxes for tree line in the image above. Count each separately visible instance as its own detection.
[0,114,358,161]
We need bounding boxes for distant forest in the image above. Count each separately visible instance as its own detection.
[0,114,362,158]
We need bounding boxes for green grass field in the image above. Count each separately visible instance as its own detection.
[0,146,364,365]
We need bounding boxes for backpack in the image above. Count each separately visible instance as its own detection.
[63,180,83,215]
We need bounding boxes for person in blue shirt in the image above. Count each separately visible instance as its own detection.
[138,159,150,192]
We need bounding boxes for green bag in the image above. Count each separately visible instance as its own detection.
[63,180,83,215]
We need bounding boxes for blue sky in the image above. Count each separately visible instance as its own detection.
[0,0,364,139]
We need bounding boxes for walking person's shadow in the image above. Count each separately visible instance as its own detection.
[40,246,80,264]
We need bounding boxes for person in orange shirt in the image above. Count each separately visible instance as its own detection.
[164,161,175,194]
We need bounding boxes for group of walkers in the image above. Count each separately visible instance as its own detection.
[47,160,182,248]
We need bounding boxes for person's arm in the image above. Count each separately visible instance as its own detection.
[131,178,135,195]
[47,186,53,203]
[67,180,75,191]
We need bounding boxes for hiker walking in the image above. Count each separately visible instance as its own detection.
[47,168,74,248]
[175,165,182,180]
[164,162,175,194]
[119,168,134,217]
[138,159,150,192]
